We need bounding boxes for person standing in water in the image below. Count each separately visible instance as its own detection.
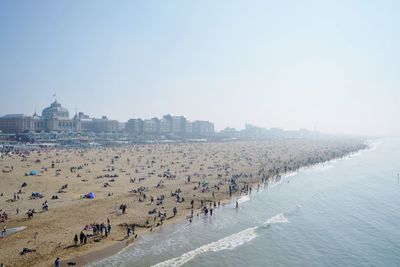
[236,200,239,209]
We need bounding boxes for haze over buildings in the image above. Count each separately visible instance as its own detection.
[1,1,400,136]
[0,100,215,138]
[0,100,327,145]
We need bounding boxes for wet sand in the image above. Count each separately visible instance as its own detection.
[0,139,367,266]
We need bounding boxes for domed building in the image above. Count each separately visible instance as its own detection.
[0,100,119,134]
[41,101,69,119]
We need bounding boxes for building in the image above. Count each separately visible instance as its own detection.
[185,121,193,135]
[143,118,160,135]
[126,116,215,139]
[42,101,69,119]
[92,116,119,133]
[171,116,186,135]
[159,114,172,134]
[74,112,94,132]
[192,120,215,136]
[0,114,32,133]
[126,118,144,136]
[0,101,119,134]
[0,100,218,139]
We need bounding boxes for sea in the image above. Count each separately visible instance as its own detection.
[91,137,400,267]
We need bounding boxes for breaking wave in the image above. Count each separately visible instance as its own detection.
[151,212,290,267]
[264,213,289,225]
[151,226,258,267]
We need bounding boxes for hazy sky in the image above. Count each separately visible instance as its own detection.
[0,0,399,135]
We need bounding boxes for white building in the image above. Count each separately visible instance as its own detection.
[192,120,215,136]
[159,114,172,134]
[171,116,186,134]
[143,118,160,134]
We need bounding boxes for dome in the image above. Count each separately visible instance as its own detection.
[51,101,62,107]
[42,101,69,119]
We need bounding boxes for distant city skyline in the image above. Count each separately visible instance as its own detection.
[1,1,400,135]
[0,97,312,133]
[0,98,215,127]
[0,100,216,137]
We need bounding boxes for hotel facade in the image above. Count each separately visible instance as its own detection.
[0,101,215,138]
[126,116,214,137]
[0,101,118,133]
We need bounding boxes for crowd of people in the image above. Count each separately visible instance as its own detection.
[0,140,367,266]
[75,218,112,247]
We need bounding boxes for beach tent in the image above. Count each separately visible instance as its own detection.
[86,192,96,199]
[29,170,39,176]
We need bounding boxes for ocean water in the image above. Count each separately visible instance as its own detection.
[92,138,400,267]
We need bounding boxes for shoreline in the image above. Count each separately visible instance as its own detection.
[64,195,234,266]
[0,139,370,267]
[67,142,373,267]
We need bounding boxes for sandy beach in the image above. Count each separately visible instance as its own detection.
[0,139,367,267]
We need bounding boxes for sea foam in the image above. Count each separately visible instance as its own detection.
[282,172,298,179]
[264,213,289,225]
[151,226,258,267]
[237,195,250,204]
[152,212,289,267]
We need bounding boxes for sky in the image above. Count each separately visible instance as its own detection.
[0,0,399,135]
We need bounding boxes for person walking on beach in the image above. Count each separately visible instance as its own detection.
[2,225,6,237]
[74,234,78,246]
[79,231,85,244]
[55,257,60,267]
